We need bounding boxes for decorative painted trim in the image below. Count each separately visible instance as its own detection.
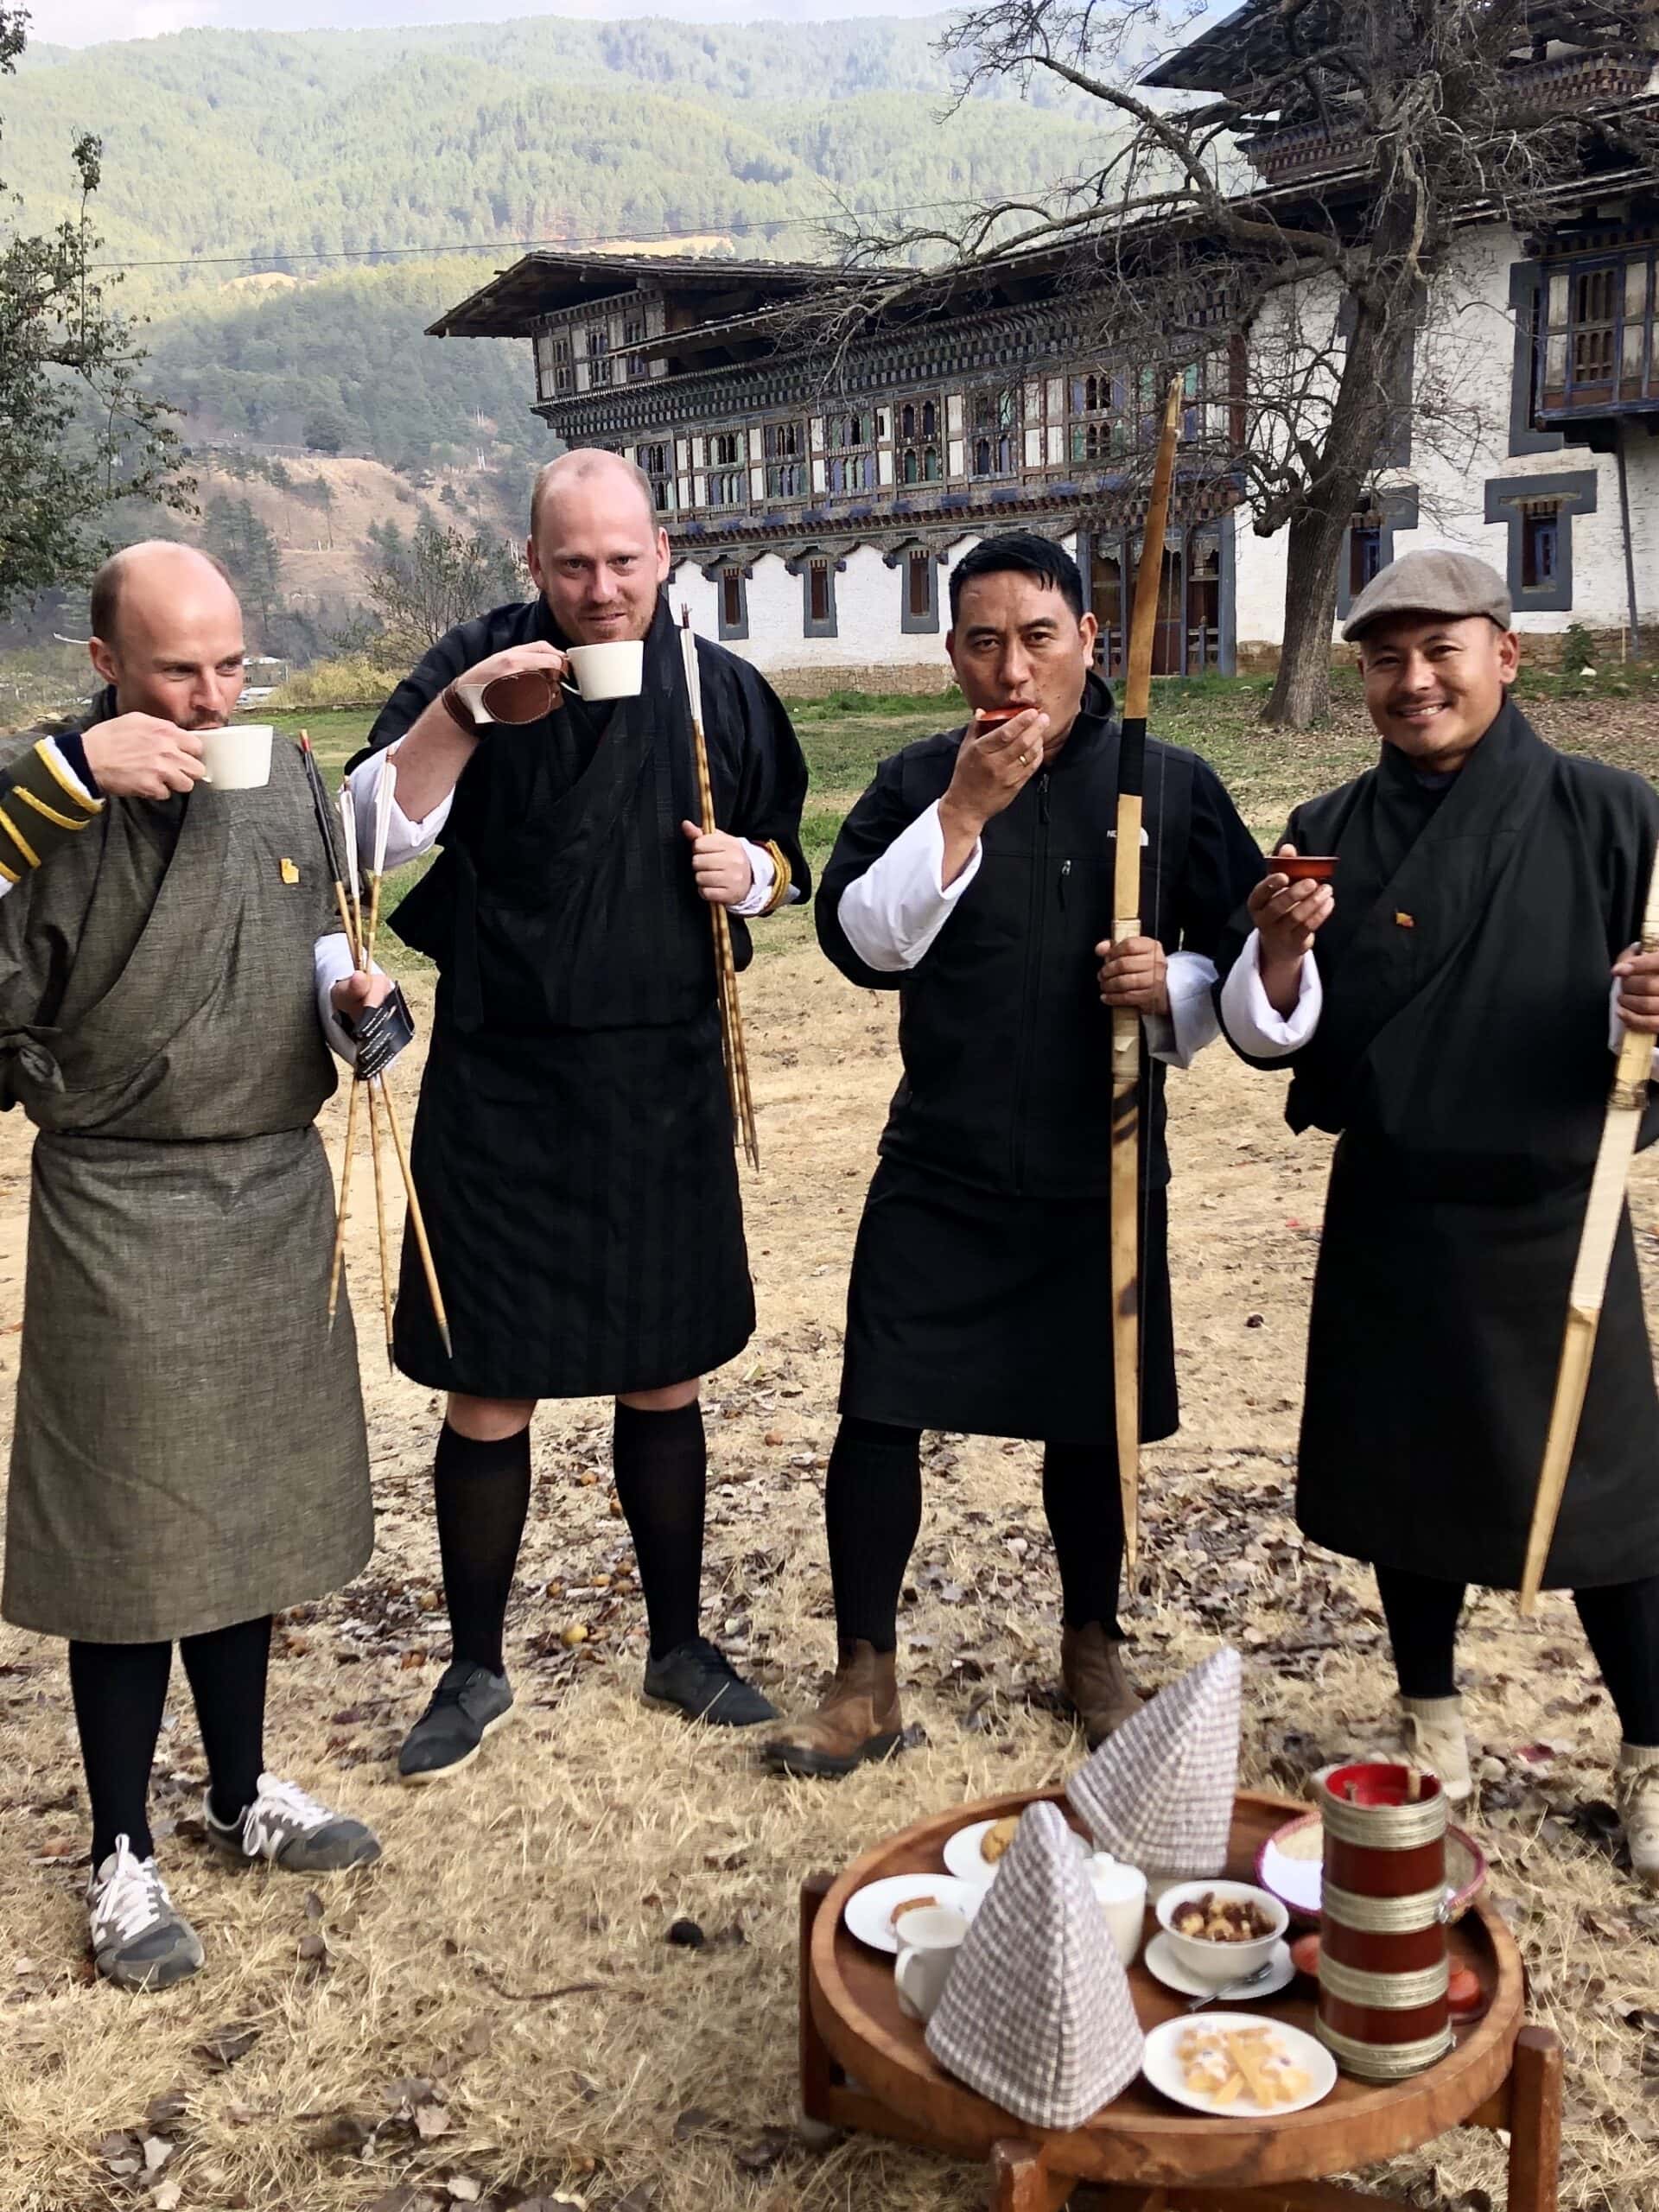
[1483,467,1598,613]
[1508,262,1565,457]
[1336,486,1421,620]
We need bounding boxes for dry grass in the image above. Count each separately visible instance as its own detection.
[7,692,1659,2212]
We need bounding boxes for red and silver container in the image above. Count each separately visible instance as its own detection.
[1315,1761,1452,2082]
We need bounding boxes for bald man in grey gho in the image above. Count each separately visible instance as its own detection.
[347,450,810,1776]
[1,543,396,1994]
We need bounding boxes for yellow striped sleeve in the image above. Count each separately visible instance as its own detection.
[0,806,41,871]
[0,853,20,886]
[14,785,87,834]
[34,739,104,815]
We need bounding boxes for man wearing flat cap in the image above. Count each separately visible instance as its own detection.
[1214,548,1659,1886]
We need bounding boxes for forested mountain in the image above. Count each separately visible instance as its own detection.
[10,15,1104,469]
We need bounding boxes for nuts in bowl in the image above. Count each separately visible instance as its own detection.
[1155,1878,1288,1986]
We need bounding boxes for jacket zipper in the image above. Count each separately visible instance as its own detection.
[1009,770,1051,1189]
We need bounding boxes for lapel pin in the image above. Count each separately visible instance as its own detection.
[280,857,301,885]
[1394,911,1414,929]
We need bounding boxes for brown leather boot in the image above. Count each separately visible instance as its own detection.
[1061,1624,1143,1749]
[762,1643,903,1779]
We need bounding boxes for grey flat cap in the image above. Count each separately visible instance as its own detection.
[1342,549,1512,642]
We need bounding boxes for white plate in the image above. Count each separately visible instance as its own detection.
[1258,1835,1324,1919]
[943,1816,1091,1888]
[842,1873,982,1955]
[1141,2012,1337,2120]
[1143,1933,1295,2003]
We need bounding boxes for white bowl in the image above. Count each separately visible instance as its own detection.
[1154,1878,1288,1986]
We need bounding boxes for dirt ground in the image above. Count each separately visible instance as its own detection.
[7,688,1659,2211]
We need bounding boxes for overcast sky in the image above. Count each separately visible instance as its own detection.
[28,0,960,45]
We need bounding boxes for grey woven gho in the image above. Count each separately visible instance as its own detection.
[925,1800,1144,2128]
[1066,1645,1243,1877]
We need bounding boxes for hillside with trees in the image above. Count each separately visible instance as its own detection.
[7,16,1103,473]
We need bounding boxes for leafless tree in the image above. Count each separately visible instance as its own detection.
[802,0,1659,726]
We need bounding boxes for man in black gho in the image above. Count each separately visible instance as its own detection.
[1216,548,1659,1887]
[348,450,809,1777]
[764,532,1262,1776]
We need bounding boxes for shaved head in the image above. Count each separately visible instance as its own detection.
[87,541,247,731]
[531,448,658,538]
[90,542,237,652]
[526,448,671,646]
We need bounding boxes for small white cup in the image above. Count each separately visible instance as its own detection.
[1089,1855,1149,1967]
[198,723,273,791]
[893,1905,970,2023]
[566,639,645,701]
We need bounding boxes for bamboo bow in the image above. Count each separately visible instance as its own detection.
[678,607,760,1167]
[1519,854,1659,1611]
[1109,374,1185,1571]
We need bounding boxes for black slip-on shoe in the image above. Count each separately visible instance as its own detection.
[642,1637,779,1726]
[397,1660,516,1783]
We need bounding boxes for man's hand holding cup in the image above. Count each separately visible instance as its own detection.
[937,704,1048,885]
[1249,844,1334,1016]
[81,715,207,801]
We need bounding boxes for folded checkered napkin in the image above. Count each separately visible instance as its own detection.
[1065,1646,1242,1875]
[925,1799,1142,2129]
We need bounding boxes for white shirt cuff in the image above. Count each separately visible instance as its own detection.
[347,745,452,872]
[837,799,982,972]
[1219,929,1323,1057]
[1143,951,1219,1068]
[315,931,402,1068]
[730,838,803,918]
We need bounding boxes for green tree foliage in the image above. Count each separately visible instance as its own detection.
[365,513,524,655]
[200,493,281,639]
[0,9,187,618]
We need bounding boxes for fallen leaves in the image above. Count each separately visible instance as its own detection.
[194,2022,260,2071]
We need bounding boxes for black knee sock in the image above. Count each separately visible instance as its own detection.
[613,1401,706,1661]
[1575,1578,1659,1745]
[823,1416,923,1654]
[434,1422,532,1676]
[180,1615,272,1829]
[1041,1441,1126,1637]
[1375,1566,1466,1700]
[69,1639,172,1866]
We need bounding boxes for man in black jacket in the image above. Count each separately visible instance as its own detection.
[764,532,1261,1776]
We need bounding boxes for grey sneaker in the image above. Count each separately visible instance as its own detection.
[87,1837,205,1992]
[397,1659,516,1783]
[204,1774,382,1872]
[643,1637,779,1726]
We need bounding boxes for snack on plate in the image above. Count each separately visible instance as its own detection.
[889,1894,938,1932]
[1171,1891,1275,1943]
[1177,2024,1313,2110]
[982,1815,1020,1866]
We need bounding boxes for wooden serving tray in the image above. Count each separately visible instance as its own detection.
[801,1788,1560,2212]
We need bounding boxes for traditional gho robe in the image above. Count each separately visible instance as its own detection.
[351,594,810,1400]
[1216,698,1659,1590]
[818,674,1262,1444]
[0,692,372,1643]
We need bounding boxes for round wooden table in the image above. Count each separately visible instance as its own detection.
[799,1789,1561,2212]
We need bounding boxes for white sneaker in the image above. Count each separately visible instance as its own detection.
[1616,1745,1659,1891]
[86,1837,204,1992]
[1399,1695,1474,1806]
[204,1772,381,1873]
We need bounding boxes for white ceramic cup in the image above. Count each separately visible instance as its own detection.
[197,723,274,791]
[893,1905,970,2023]
[565,639,645,701]
[1089,1855,1149,1967]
